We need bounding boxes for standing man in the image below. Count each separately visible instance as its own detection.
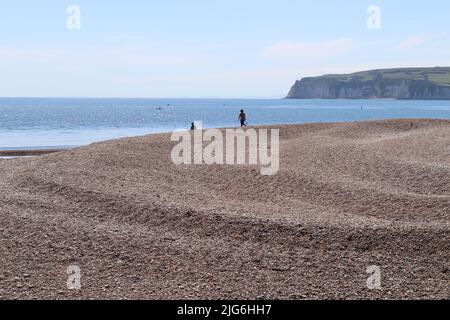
[238,109,247,127]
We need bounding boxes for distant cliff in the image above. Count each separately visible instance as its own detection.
[286,67,450,100]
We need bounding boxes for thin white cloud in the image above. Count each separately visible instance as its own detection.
[0,45,197,68]
[0,46,65,63]
[259,38,354,61]
[396,34,427,50]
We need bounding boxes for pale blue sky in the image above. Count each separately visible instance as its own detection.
[0,0,449,98]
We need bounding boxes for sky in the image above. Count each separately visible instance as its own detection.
[0,0,449,98]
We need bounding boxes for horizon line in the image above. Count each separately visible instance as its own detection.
[0,96,286,100]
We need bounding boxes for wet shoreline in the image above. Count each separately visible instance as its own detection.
[0,149,63,157]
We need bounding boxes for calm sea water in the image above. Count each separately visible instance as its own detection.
[0,98,449,149]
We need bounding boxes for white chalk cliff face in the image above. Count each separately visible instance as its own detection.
[286,67,450,100]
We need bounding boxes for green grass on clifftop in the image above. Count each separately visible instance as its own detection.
[322,67,450,86]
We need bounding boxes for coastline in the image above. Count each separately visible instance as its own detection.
[0,149,63,157]
[1,118,448,158]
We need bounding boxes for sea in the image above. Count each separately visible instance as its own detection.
[0,98,449,149]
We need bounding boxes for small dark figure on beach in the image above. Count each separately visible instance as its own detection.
[238,110,247,127]
[190,122,196,130]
